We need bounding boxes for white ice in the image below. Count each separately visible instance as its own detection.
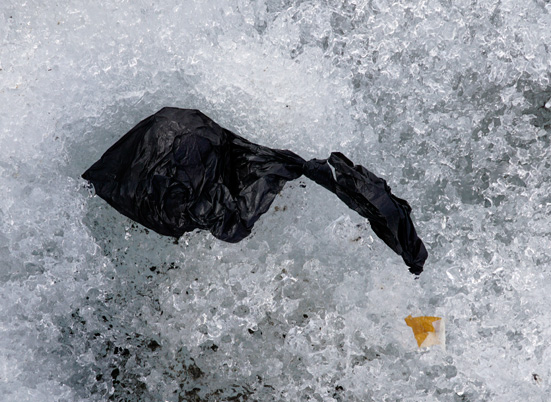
[2,0,551,400]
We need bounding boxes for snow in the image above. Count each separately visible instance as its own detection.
[2,0,551,400]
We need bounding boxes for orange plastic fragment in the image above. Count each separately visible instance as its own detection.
[405,315,443,347]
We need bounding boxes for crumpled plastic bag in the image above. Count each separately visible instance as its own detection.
[82,107,428,274]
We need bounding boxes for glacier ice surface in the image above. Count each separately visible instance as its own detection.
[1,0,551,400]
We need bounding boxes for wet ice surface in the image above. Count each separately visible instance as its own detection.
[1,0,551,400]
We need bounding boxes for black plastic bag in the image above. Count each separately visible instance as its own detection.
[83,107,427,274]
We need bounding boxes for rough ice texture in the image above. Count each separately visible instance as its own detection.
[1,0,551,401]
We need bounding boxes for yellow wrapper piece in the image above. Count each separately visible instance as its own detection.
[405,315,445,348]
